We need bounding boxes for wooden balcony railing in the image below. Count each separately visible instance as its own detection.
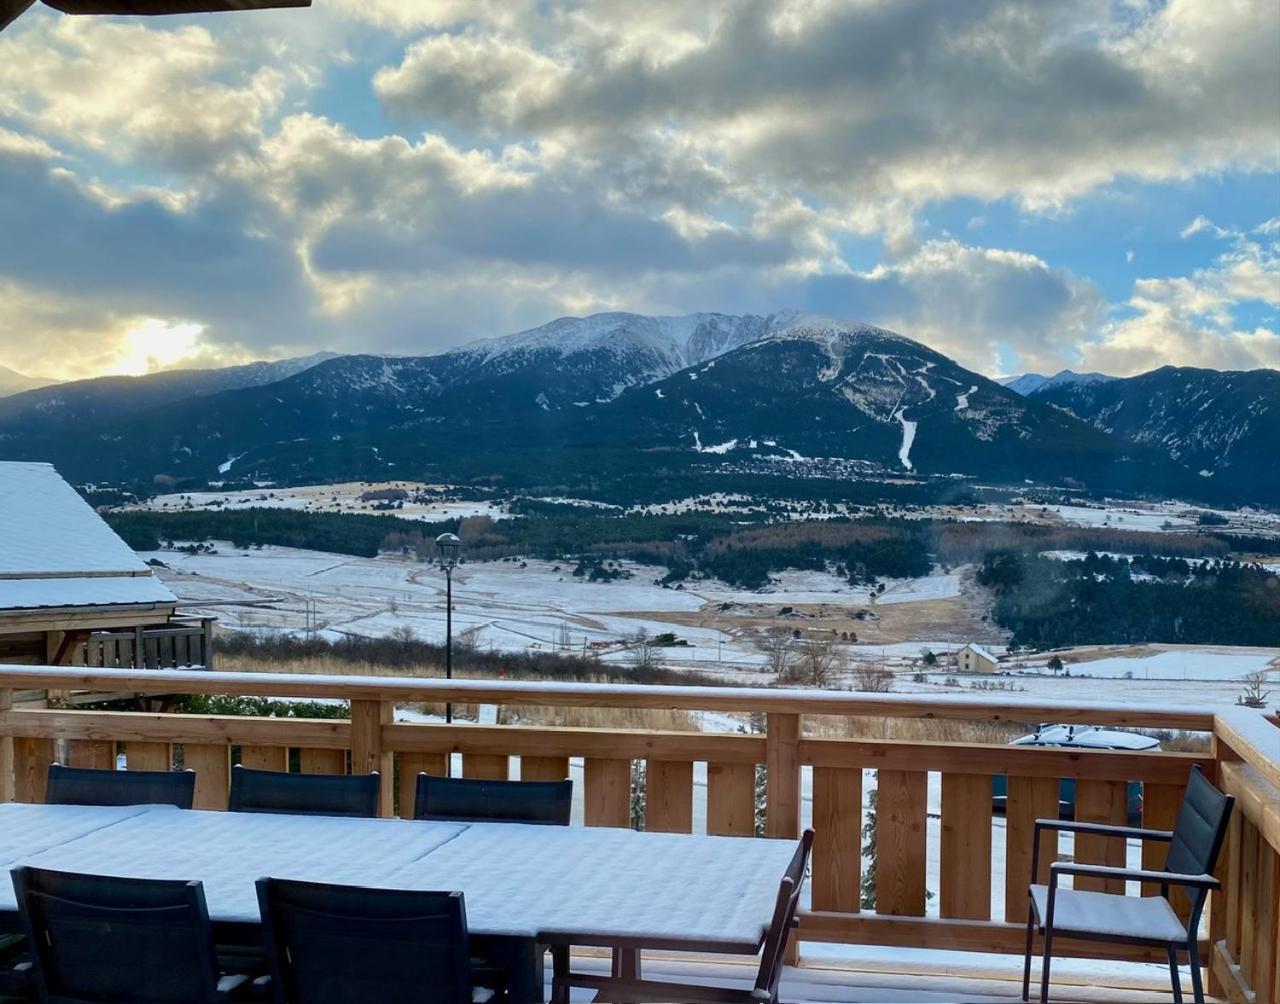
[0,666,1275,999]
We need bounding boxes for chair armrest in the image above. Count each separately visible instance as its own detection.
[1034,818,1173,841]
[1049,862,1219,889]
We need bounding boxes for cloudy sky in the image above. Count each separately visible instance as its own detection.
[0,0,1277,382]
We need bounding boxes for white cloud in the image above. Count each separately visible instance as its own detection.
[1082,227,1280,374]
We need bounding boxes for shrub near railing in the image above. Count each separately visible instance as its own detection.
[1,666,1272,984]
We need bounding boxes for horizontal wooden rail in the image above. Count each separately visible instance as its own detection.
[0,709,349,749]
[799,912,1211,964]
[801,737,1208,783]
[0,666,1217,728]
[385,723,764,763]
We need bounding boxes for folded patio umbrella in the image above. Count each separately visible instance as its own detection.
[2,0,310,32]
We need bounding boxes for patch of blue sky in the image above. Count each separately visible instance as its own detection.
[921,172,1280,302]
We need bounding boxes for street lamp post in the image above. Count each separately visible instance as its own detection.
[436,532,461,726]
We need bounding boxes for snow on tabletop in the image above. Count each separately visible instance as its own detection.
[380,823,798,944]
[0,462,150,576]
[0,808,467,923]
[1029,884,1186,942]
[0,575,175,611]
[0,802,163,864]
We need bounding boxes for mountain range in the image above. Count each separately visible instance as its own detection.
[0,313,1274,504]
[0,364,56,398]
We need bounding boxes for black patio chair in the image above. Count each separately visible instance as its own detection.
[227,765,380,818]
[1023,765,1234,1004]
[46,762,195,809]
[413,774,572,826]
[255,877,500,1004]
[11,866,249,1003]
[550,829,815,1004]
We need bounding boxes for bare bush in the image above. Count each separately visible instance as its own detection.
[851,661,893,693]
[756,627,795,678]
[782,636,844,687]
[1237,671,1272,709]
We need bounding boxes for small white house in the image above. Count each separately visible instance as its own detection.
[957,643,999,673]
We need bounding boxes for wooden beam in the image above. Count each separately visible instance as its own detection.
[0,667,1218,729]
[350,699,392,817]
[765,712,800,840]
[803,736,1207,784]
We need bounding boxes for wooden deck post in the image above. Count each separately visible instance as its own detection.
[0,687,12,803]
[202,619,215,669]
[351,699,393,817]
[765,712,802,965]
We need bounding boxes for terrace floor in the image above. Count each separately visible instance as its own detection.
[556,953,1192,1002]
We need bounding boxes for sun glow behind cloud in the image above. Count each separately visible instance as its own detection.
[112,318,206,376]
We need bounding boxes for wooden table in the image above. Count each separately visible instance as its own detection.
[0,803,797,1002]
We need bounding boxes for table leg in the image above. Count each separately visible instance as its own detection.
[611,946,641,979]
[472,935,544,1004]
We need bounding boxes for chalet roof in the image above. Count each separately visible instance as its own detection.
[0,462,175,614]
[964,644,998,663]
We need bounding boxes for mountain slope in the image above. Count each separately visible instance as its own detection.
[0,352,339,432]
[0,365,56,398]
[1001,370,1116,396]
[1030,366,1280,502]
[590,316,1191,492]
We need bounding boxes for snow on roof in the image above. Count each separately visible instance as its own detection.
[0,576,176,612]
[0,463,148,577]
[0,462,174,612]
[964,644,998,663]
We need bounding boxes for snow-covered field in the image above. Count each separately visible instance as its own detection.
[124,482,507,523]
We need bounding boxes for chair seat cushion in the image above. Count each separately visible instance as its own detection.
[1029,884,1187,943]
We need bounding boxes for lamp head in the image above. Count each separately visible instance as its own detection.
[435,532,461,567]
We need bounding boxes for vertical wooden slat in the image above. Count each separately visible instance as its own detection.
[706,762,757,837]
[13,737,54,803]
[66,739,114,770]
[350,699,393,817]
[645,760,693,833]
[875,769,927,917]
[299,749,346,775]
[124,741,172,772]
[1225,811,1243,959]
[940,773,993,920]
[0,688,14,803]
[237,746,288,772]
[1254,842,1277,1004]
[765,713,800,840]
[584,758,630,827]
[397,752,448,819]
[1005,775,1060,922]
[520,755,570,783]
[811,765,860,912]
[1073,779,1128,894]
[1239,820,1259,981]
[462,754,509,780]
[184,744,230,810]
[1141,782,1183,896]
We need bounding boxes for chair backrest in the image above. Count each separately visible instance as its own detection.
[754,828,814,1001]
[413,774,572,825]
[256,877,472,1004]
[1162,765,1235,924]
[228,765,380,818]
[46,763,195,809]
[11,866,222,1004]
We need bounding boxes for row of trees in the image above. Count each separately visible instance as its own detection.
[978,552,1280,649]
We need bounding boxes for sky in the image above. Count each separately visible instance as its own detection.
[0,0,1277,382]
